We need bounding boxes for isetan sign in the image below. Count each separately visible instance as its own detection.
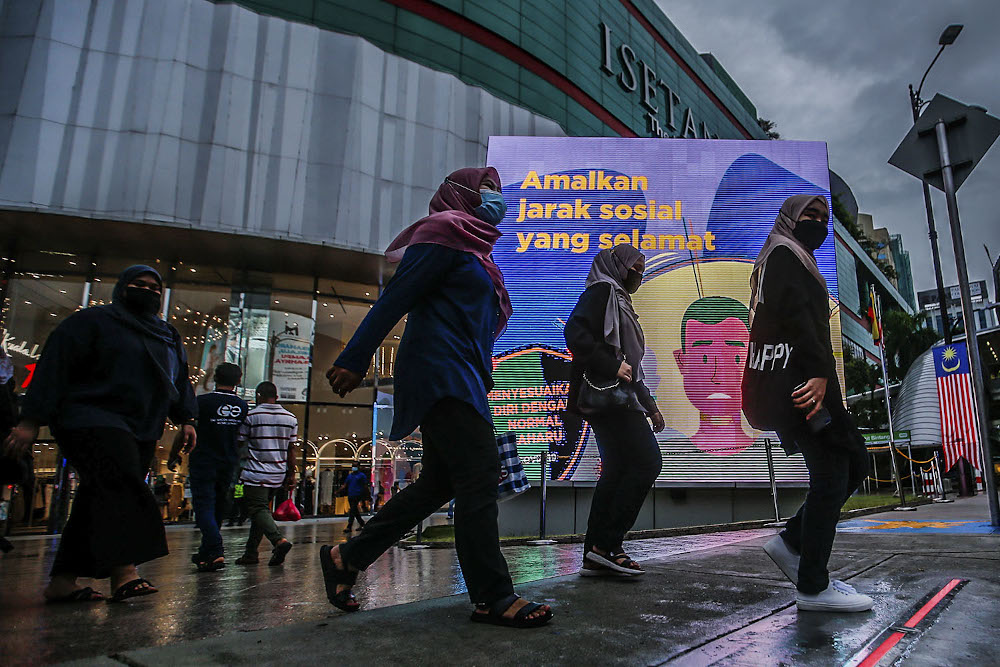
[600,22,721,140]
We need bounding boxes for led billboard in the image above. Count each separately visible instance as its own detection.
[487,137,843,484]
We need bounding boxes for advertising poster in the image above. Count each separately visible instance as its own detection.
[269,312,313,402]
[197,327,227,395]
[487,137,842,484]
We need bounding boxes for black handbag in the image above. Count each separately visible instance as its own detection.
[577,356,645,416]
[741,266,804,431]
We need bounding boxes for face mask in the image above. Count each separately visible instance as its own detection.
[793,219,828,251]
[475,190,507,224]
[624,268,643,294]
[123,286,161,315]
[351,467,358,472]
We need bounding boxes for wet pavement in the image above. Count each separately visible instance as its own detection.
[1,497,997,665]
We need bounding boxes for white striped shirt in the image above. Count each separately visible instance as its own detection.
[238,403,298,488]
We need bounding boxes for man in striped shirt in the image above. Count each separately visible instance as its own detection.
[234,382,296,566]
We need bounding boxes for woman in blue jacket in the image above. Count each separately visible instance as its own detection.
[320,167,552,629]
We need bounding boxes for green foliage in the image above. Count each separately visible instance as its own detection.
[844,349,886,430]
[756,117,780,139]
[875,258,898,281]
[881,310,939,382]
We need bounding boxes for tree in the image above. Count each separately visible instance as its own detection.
[844,349,886,430]
[756,117,780,139]
[880,310,939,383]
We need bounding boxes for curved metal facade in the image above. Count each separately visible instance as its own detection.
[0,0,563,254]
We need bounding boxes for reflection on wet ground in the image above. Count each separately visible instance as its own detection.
[0,514,768,665]
[4,497,997,666]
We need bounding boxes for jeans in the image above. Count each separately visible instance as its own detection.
[584,410,662,555]
[779,417,869,594]
[346,496,366,529]
[189,463,234,559]
[242,485,283,554]
[340,398,514,604]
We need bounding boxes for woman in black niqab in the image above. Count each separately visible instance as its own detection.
[5,265,198,603]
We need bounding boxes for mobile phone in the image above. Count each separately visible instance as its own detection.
[792,382,831,433]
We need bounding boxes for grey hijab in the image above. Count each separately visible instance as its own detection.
[585,244,646,382]
[749,194,828,322]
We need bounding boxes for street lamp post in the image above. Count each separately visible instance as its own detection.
[909,24,962,343]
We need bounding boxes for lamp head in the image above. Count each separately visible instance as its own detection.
[939,24,963,46]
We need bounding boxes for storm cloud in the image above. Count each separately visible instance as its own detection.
[657,0,1000,300]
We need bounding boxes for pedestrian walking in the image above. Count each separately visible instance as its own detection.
[182,362,248,571]
[3,265,197,603]
[340,465,369,533]
[746,194,873,612]
[225,480,248,527]
[234,382,295,567]
[565,244,664,578]
[320,167,552,628]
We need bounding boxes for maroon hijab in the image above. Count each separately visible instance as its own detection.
[385,167,512,338]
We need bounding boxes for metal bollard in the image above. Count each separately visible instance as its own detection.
[932,452,953,503]
[764,438,782,525]
[527,451,556,545]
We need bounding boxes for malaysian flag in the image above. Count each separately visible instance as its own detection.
[933,342,982,470]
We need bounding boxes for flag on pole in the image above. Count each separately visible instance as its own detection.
[933,342,982,470]
[867,285,881,342]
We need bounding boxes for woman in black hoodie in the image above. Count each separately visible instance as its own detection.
[749,195,872,613]
[4,265,197,603]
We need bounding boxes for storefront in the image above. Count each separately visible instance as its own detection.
[0,217,422,525]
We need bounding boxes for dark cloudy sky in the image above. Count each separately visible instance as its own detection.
[657,0,1000,301]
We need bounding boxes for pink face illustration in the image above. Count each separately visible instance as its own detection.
[673,317,750,419]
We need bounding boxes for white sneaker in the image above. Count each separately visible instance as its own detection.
[763,535,799,584]
[796,580,873,612]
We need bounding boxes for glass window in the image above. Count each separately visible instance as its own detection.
[312,300,391,405]
[167,283,234,395]
[2,272,86,397]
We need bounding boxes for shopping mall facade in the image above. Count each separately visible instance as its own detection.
[0,0,908,533]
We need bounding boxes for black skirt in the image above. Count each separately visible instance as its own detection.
[51,427,168,578]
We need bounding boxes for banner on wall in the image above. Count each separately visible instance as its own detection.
[269,312,314,402]
[487,137,843,484]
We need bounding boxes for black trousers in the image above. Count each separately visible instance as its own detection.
[340,398,514,605]
[779,418,869,594]
[51,427,168,578]
[584,409,661,555]
[346,495,366,528]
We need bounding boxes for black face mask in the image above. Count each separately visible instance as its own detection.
[123,286,162,316]
[624,268,643,294]
[793,219,828,251]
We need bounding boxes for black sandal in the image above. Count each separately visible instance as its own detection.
[320,545,360,612]
[108,578,158,603]
[470,594,553,629]
[195,556,226,572]
[584,548,644,575]
[45,587,106,603]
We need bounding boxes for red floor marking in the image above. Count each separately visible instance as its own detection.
[856,579,963,667]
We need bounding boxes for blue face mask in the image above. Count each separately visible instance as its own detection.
[476,190,507,224]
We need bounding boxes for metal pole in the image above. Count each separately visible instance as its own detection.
[538,451,548,539]
[876,294,911,508]
[934,119,1000,526]
[908,441,918,497]
[910,85,953,343]
[871,451,878,495]
[764,438,780,522]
